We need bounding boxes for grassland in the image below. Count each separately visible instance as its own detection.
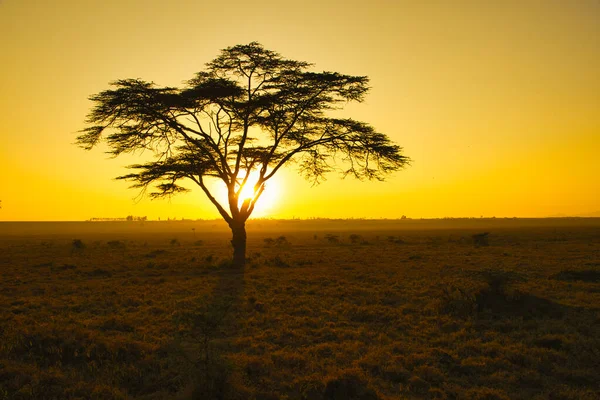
[1,219,599,399]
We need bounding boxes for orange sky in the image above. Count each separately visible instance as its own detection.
[1,0,598,220]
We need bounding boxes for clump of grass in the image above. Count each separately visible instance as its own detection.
[32,261,53,268]
[145,249,168,258]
[246,252,263,269]
[98,317,135,333]
[407,375,430,395]
[266,255,291,268]
[437,285,478,318]
[87,268,112,277]
[51,264,77,272]
[263,236,290,247]
[323,370,380,400]
[107,240,125,249]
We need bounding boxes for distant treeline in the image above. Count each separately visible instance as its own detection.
[88,216,148,222]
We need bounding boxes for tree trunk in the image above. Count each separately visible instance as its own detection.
[229,220,247,268]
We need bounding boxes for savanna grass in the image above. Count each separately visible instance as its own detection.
[0,219,599,399]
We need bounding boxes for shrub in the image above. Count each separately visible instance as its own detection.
[472,232,490,247]
[266,255,290,268]
[275,236,289,246]
[349,234,363,244]
[437,285,478,318]
[325,234,339,243]
[264,236,290,247]
[407,376,430,394]
[71,239,85,251]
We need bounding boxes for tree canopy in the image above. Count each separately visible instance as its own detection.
[78,42,410,265]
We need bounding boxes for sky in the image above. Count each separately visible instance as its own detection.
[1,0,598,221]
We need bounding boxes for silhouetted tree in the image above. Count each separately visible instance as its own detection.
[78,42,410,267]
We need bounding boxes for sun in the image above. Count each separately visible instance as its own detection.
[213,170,282,218]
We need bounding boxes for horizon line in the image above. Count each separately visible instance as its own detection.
[1,216,599,223]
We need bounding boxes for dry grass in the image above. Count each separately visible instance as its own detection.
[0,219,599,399]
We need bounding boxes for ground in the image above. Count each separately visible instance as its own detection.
[1,219,599,399]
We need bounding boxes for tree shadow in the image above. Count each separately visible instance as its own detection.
[475,286,568,319]
[173,263,247,399]
[551,269,600,283]
[437,270,592,320]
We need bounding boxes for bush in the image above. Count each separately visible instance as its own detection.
[275,236,289,246]
[437,271,514,317]
[71,239,85,251]
[325,234,339,243]
[349,234,363,244]
[472,232,490,247]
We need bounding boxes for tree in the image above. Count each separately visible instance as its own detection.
[77,42,410,267]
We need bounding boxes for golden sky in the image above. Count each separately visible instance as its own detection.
[1,0,598,220]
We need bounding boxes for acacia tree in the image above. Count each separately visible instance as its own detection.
[78,42,409,266]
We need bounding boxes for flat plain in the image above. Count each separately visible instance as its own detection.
[1,218,599,399]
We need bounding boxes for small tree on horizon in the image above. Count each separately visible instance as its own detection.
[77,42,410,267]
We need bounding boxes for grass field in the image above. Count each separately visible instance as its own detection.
[1,219,599,399]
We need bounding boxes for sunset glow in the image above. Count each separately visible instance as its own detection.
[213,171,283,218]
[0,1,598,220]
